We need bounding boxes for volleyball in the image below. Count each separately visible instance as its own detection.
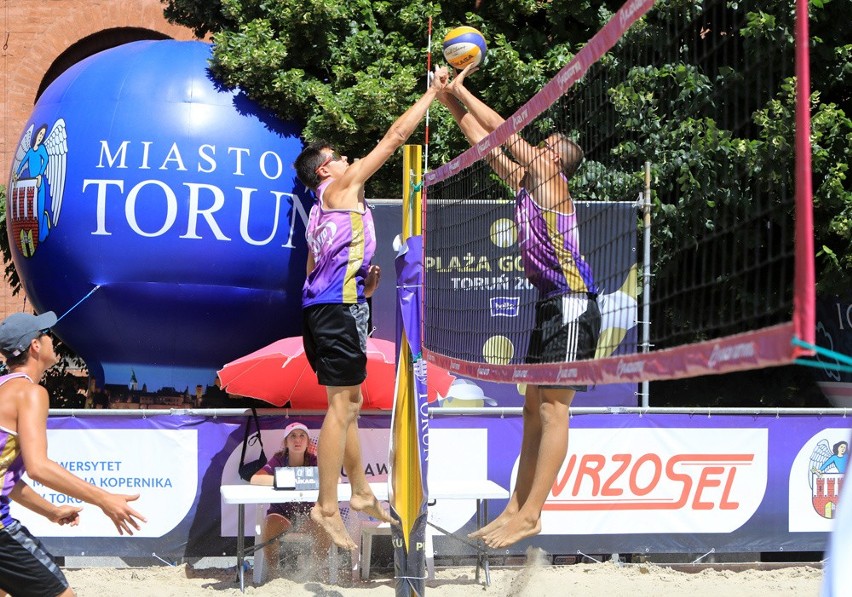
[442,26,487,70]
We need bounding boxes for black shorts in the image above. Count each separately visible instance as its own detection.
[526,294,601,391]
[0,520,69,597]
[303,303,369,387]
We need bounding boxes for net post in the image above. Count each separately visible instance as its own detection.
[640,161,652,407]
[402,145,423,238]
[792,0,815,354]
[391,144,426,597]
[423,17,432,176]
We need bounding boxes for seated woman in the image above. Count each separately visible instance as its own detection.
[250,421,329,577]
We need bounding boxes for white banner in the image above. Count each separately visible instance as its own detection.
[525,428,769,534]
[12,429,198,537]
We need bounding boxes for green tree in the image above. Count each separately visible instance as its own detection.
[162,0,849,294]
[162,0,623,197]
[567,1,851,349]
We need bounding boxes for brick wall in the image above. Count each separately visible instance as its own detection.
[0,0,198,318]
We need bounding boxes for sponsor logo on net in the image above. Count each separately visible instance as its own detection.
[476,138,492,156]
[511,108,529,130]
[616,359,645,377]
[449,158,461,172]
[557,59,583,90]
[708,342,756,369]
[512,368,529,380]
[476,367,491,376]
[557,367,578,381]
[620,0,648,28]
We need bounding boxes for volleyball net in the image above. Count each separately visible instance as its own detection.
[422,0,814,387]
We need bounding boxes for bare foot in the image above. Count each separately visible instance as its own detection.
[310,505,357,550]
[483,515,541,549]
[349,491,394,525]
[468,506,516,540]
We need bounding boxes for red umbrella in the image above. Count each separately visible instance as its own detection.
[217,336,455,410]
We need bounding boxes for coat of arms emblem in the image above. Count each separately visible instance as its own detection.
[8,119,68,257]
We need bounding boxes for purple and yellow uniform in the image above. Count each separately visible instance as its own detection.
[0,373,71,597]
[303,180,377,307]
[516,187,601,377]
[515,186,598,298]
[0,429,24,532]
[0,373,32,529]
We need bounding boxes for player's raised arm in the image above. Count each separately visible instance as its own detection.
[438,90,525,192]
[339,66,448,189]
[445,64,538,170]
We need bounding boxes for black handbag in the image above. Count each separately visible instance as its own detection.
[238,408,268,482]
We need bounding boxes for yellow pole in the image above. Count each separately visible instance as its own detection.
[402,144,423,240]
[391,144,425,596]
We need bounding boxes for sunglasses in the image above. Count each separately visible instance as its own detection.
[538,139,568,168]
[315,150,342,173]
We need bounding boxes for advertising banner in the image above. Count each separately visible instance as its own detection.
[432,413,845,556]
[389,232,430,596]
[11,412,843,559]
[12,415,391,558]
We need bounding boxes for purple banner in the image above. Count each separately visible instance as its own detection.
[13,411,844,558]
[395,234,430,486]
[430,413,845,556]
[389,234,430,595]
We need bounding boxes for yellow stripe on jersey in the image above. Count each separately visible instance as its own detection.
[543,209,589,293]
[0,434,19,472]
[342,211,365,303]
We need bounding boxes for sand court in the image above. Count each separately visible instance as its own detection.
[64,557,823,597]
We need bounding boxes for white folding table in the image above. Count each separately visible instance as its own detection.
[221,479,509,591]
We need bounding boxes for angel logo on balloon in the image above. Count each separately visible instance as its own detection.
[8,119,67,256]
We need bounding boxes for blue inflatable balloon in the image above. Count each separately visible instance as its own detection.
[6,41,308,390]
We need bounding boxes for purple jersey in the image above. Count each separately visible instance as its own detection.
[0,373,34,529]
[259,450,317,519]
[259,449,318,475]
[303,180,377,307]
[515,187,597,298]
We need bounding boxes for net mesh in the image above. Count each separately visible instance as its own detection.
[423,0,806,386]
